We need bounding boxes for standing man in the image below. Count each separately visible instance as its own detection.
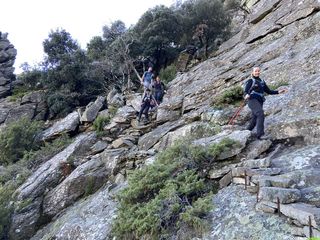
[141,67,154,92]
[244,67,287,140]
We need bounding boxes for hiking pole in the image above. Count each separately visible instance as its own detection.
[228,100,247,125]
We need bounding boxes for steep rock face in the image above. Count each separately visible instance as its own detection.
[161,0,320,142]
[0,32,16,98]
[4,0,320,239]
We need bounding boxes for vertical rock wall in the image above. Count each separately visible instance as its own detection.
[0,32,17,98]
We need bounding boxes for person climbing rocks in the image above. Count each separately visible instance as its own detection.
[141,67,154,92]
[152,76,166,104]
[138,88,158,123]
[244,67,288,140]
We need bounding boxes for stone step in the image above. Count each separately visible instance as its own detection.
[232,167,282,177]
[256,201,320,233]
[258,187,301,204]
[251,175,296,188]
[238,157,271,168]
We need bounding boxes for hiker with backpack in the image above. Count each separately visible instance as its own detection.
[138,88,158,123]
[141,67,154,92]
[244,67,288,140]
[152,76,166,104]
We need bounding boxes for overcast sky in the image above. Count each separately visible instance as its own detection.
[1,0,175,73]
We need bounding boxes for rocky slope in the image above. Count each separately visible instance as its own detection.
[1,0,320,239]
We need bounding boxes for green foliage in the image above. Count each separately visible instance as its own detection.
[86,36,107,61]
[93,116,111,135]
[159,64,177,84]
[112,138,238,239]
[212,85,244,109]
[84,176,96,197]
[46,92,77,119]
[8,85,31,102]
[43,28,79,67]
[133,5,183,70]
[108,106,118,116]
[0,118,43,165]
[177,0,231,51]
[17,63,43,89]
[268,80,289,90]
[42,29,105,118]
[0,182,15,239]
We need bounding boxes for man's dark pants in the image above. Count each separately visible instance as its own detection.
[138,102,150,121]
[247,99,265,138]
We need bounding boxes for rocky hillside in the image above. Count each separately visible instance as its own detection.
[1,0,320,239]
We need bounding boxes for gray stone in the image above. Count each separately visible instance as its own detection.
[42,156,109,218]
[193,130,251,160]
[40,111,80,141]
[30,184,122,240]
[241,139,272,160]
[238,157,271,168]
[219,171,232,188]
[258,187,301,204]
[280,203,320,228]
[5,104,36,123]
[300,186,320,207]
[90,141,108,155]
[138,119,186,151]
[210,185,298,240]
[80,96,105,122]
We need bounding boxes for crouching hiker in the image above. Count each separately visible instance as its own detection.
[244,67,288,140]
[138,88,158,123]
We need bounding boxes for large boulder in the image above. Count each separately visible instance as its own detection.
[40,111,80,141]
[10,133,96,240]
[43,155,109,218]
[30,184,121,240]
[80,96,105,122]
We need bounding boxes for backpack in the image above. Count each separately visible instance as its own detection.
[143,72,153,84]
[243,78,266,101]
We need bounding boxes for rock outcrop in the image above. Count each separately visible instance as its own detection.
[0,32,16,98]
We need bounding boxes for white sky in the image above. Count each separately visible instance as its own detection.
[1,0,175,73]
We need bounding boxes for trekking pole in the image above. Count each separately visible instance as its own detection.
[228,100,247,125]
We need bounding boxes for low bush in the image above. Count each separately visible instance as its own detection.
[212,85,243,109]
[0,118,43,165]
[159,64,177,84]
[93,116,111,135]
[268,80,289,90]
[112,138,238,239]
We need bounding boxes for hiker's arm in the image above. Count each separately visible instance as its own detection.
[244,79,253,100]
[141,73,145,84]
[263,83,279,95]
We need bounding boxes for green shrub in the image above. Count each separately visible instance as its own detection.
[0,182,16,239]
[268,80,289,90]
[8,85,31,102]
[112,138,238,239]
[159,64,177,84]
[93,116,111,135]
[0,118,43,165]
[46,92,78,119]
[212,85,243,109]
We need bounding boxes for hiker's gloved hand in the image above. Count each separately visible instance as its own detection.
[278,89,288,94]
[244,94,250,100]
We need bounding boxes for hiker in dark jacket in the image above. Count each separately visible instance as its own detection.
[152,76,166,104]
[138,88,158,122]
[244,67,287,140]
